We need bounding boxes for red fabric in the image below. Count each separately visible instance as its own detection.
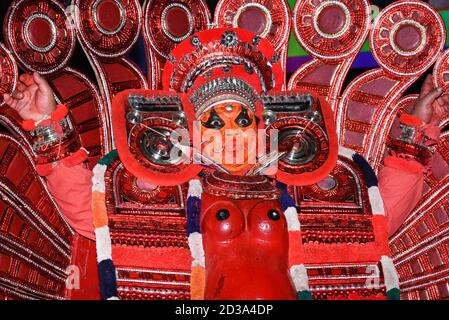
[50,105,68,121]
[44,162,95,241]
[378,158,425,237]
[379,119,440,236]
[383,156,424,175]
[65,234,100,300]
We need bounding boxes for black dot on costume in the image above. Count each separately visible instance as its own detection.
[267,209,281,221]
[216,209,230,221]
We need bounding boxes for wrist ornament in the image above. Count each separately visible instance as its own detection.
[21,104,82,165]
[389,114,440,166]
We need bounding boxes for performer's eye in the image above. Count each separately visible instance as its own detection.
[267,209,281,221]
[235,109,253,128]
[216,209,230,221]
[202,110,225,129]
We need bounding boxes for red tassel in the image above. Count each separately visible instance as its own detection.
[399,113,424,127]
[22,120,36,131]
[62,149,89,167]
[51,105,68,121]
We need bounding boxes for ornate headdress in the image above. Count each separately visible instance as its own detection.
[189,76,260,116]
[112,28,338,186]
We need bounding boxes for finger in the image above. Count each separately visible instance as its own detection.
[440,93,449,103]
[16,81,27,92]
[12,91,24,100]
[32,72,52,94]
[3,93,12,105]
[3,93,18,109]
[419,74,434,98]
[420,88,443,106]
[437,94,449,109]
[19,73,34,86]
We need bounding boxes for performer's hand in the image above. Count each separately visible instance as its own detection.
[2,72,56,121]
[412,74,449,125]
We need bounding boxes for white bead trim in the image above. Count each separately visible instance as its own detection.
[188,232,205,268]
[380,256,400,291]
[285,206,301,231]
[290,264,310,291]
[368,186,385,215]
[95,225,112,263]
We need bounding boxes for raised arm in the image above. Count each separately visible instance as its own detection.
[378,75,449,237]
[3,72,95,240]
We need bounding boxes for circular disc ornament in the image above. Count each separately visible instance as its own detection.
[293,0,371,60]
[4,0,75,74]
[370,1,445,76]
[215,0,290,52]
[0,44,18,106]
[75,0,142,58]
[433,49,449,92]
[144,0,211,59]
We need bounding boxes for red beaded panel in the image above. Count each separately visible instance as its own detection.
[366,94,418,172]
[46,69,107,168]
[115,267,190,300]
[288,0,371,111]
[335,0,445,163]
[143,0,210,88]
[3,0,75,74]
[104,160,192,300]
[370,1,445,77]
[74,0,148,151]
[291,155,390,299]
[433,49,449,93]
[75,0,142,58]
[215,0,290,53]
[0,134,74,300]
[296,156,374,245]
[2,0,109,167]
[144,0,210,60]
[0,43,18,107]
[105,160,188,248]
[293,0,370,60]
[306,263,387,300]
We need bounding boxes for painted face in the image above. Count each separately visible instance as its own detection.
[199,101,258,173]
